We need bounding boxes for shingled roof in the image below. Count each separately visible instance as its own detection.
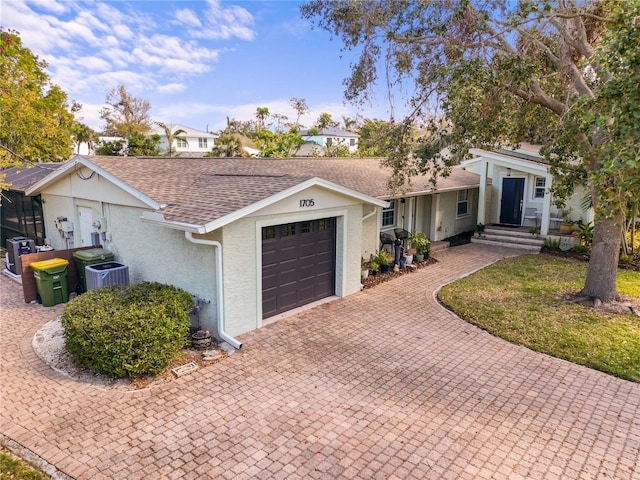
[30,156,480,229]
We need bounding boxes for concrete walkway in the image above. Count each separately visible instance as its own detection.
[1,244,638,480]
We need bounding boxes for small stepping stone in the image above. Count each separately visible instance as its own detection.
[171,362,198,378]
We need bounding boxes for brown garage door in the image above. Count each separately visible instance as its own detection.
[262,218,336,318]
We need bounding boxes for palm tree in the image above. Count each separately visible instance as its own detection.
[208,131,244,157]
[155,122,188,156]
[255,107,270,132]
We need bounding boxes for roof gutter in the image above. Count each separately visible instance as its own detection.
[184,232,242,349]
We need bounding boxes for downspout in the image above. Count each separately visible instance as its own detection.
[184,231,242,349]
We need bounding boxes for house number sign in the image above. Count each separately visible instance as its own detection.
[299,199,315,207]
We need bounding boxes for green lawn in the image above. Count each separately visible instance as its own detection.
[0,451,49,479]
[437,254,640,382]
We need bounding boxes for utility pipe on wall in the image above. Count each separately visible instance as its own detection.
[184,231,242,349]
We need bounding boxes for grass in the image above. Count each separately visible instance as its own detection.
[437,254,640,382]
[0,451,49,479]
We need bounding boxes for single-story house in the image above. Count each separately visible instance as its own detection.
[24,155,480,346]
[462,144,592,236]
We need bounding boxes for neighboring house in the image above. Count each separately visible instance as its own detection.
[462,145,592,236]
[150,124,217,156]
[75,136,126,156]
[24,156,479,344]
[299,127,359,154]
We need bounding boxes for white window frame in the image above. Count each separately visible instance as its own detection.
[382,199,395,227]
[199,138,208,149]
[456,189,470,218]
[176,138,188,148]
[534,177,546,199]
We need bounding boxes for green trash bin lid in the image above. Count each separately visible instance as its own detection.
[73,248,113,262]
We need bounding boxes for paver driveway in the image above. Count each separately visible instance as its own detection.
[1,244,639,480]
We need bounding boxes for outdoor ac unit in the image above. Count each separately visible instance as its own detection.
[85,262,130,291]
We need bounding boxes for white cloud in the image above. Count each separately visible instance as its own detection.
[27,0,69,15]
[157,83,187,94]
[193,0,256,41]
[174,8,201,28]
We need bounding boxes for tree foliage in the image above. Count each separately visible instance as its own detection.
[0,28,76,171]
[301,0,640,302]
[100,85,152,138]
[155,122,187,156]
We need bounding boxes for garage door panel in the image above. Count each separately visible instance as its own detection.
[262,218,336,318]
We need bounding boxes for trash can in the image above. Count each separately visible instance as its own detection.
[30,258,70,307]
[73,248,114,293]
[85,262,129,291]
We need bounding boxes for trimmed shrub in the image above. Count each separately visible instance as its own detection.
[61,282,193,378]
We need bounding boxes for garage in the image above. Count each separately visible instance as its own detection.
[262,217,336,318]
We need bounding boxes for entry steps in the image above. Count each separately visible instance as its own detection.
[471,226,544,251]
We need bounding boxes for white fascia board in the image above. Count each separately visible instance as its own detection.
[25,155,163,210]
[469,148,548,174]
[200,177,389,233]
[139,212,206,234]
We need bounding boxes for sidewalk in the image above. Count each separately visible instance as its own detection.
[1,244,639,479]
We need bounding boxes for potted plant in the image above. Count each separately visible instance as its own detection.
[410,231,430,261]
[369,259,380,276]
[361,257,369,282]
[560,209,576,234]
[373,249,392,273]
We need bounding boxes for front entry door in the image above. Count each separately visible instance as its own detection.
[500,178,524,225]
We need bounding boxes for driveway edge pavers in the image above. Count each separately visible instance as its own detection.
[2,244,639,480]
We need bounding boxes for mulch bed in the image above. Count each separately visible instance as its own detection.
[362,257,438,289]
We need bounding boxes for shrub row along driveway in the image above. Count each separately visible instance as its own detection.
[1,244,639,480]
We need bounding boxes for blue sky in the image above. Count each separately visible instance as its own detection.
[3,0,402,133]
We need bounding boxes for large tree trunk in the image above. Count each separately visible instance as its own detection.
[579,216,622,303]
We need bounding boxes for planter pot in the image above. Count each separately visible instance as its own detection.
[415,253,424,262]
[560,222,575,234]
[403,254,413,265]
[191,330,212,350]
[380,264,391,274]
[361,269,369,282]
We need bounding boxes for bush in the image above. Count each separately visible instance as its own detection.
[61,282,193,378]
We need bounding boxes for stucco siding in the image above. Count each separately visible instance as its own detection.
[221,198,365,336]
[41,194,75,250]
[42,169,149,209]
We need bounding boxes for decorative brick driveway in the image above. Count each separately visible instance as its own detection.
[1,244,639,480]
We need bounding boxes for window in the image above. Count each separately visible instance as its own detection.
[350,138,356,146]
[382,199,395,227]
[281,224,296,237]
[199,138,208,148]
[326,137,333,147]
[262,226,276,240]
[534,177,546,198]
[176,138,187,148]
[457,189,469,217]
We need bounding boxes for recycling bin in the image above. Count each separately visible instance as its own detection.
[30,258,70,307]
[73,248,114,293]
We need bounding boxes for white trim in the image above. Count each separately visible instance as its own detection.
[199,177,387,233]
[25,156,162,210]
[254,209,349,327]
[468,149,549,175]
